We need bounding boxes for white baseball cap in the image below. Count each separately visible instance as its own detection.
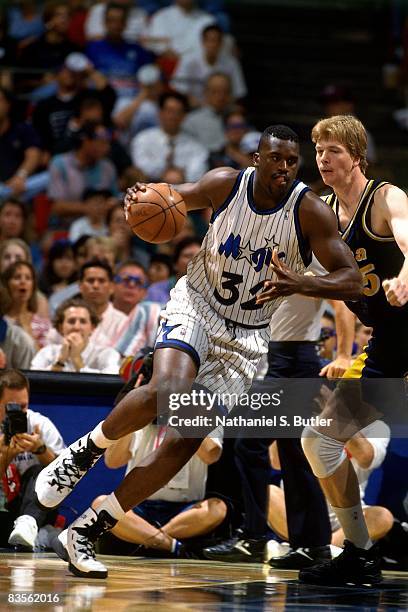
[137,64,161,86]
[240,131,262,154]
[64,53,92,73]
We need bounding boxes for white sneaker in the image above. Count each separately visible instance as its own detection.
[35,432,104,509]
[8,515,38,550]
[66,507,117,579]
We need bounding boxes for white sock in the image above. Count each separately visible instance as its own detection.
[97,493,126,521]
[331,503,372,550]
[90,421,116,449]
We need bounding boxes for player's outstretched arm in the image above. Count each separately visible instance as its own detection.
[379,185,408,306]
[257,194,362,304]
[124,167,240,214]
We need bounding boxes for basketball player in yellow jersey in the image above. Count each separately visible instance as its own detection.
[300,114,408,587]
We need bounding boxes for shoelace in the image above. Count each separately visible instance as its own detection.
[73,528,97,560]
[71,444,101,471]
[49,456,83,492]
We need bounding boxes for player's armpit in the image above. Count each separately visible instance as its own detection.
[297,193,362,300]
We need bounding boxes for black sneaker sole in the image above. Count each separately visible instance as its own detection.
[68,562,107,579]
[203,552,264,563]
[299,575,383,588]
[269,555,332,570]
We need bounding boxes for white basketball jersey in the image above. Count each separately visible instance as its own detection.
[187,167,311,327]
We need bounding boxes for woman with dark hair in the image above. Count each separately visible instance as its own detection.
[39,240,77,297]
[1,261,50,349]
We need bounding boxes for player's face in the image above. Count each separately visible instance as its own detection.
[254,137,299,198]
[315,139,358,188]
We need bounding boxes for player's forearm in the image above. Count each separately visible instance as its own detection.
[397,255,408,285]
[330,300,356,359]
[299,268,362,301]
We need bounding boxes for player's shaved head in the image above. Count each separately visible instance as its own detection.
[259,125,299,150]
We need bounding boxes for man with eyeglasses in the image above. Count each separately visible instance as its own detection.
[113,261,161,357]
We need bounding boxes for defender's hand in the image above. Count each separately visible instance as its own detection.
[382,277,408,307]
[319,356,351,379]
[256,249,306,304]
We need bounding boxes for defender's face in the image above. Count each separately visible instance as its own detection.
[254,137,299,198]
[315,139,357,188]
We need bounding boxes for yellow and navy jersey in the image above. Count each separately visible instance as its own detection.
[324,179,408,331]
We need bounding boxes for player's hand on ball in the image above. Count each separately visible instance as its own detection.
[256,249,306,304]
[124,182,147,221]
[382,277,408,306]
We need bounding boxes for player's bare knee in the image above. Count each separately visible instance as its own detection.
[207,497,227,522]
[301,426,347,478]
[91,494,107,510]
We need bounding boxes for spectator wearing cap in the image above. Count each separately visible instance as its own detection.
[68,189,111,243]
[47,121,119,227]
[113,64,162,148]
[239,130,262,164]
[85,2,155,102]
[182,72,233,153]
[319,84,377,163]
[172,24,246,107]
[32,53,116,155]
[85,0,148,44]
[18,1,79,81]
[31,297,121,374]
[131,92,208,182]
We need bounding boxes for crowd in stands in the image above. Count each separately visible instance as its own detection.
[0,0,255,375]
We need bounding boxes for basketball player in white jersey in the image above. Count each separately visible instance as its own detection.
[35,125,362,579]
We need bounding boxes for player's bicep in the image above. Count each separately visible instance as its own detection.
[384,187,408,256]
[175,181,213,211]
[175,167,240,212]
[300,195,357,273]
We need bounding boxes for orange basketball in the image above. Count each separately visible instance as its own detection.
[127,183,187,244]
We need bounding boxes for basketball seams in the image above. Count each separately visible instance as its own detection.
[128,184,186,242]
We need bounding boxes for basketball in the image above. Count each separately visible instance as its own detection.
[127,183,187,244]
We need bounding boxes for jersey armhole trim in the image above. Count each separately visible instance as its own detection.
[293,187,313,268]
[362,181,394,241]
[210,169,245,223]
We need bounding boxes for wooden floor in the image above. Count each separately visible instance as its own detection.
[0,552,407,611]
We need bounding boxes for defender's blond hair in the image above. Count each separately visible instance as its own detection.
[311,114,368,174]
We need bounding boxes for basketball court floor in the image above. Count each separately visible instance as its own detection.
[0,552,407,611]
